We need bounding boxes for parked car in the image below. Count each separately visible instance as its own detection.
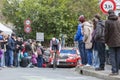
[48,48,80,67]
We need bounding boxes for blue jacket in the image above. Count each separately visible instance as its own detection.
[74,24,84,41]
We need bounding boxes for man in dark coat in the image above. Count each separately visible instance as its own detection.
[6,33,16,67]
[105,10,120,76]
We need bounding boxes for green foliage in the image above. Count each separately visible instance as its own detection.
[2,0,102,45]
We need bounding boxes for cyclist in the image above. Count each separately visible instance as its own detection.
[50,37,60,58]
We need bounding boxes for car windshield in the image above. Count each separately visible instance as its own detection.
[60,49,76,54]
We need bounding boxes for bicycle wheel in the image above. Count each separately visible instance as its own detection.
[53,52,57,69]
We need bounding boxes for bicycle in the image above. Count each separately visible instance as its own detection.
[52,46,58,69]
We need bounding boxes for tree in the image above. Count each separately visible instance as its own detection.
[2,0,102,46]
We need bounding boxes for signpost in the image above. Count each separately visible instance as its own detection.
[100,0,116,14]
[36,32,44,42]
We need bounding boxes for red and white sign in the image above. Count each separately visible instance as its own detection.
[24,19,31,26]
[24,18,32,33]
[100,0,116,14]
[24,26,32,33]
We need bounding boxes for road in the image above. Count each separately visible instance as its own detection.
[0,67,103,80]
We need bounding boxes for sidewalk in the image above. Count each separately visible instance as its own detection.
[75,65,120,80]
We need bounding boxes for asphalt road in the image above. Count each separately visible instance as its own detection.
[0,67,103,80]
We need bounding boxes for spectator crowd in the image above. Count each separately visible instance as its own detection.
[74,10,120,76]
[0,32,45,68]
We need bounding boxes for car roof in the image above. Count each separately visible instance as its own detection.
[61,47,78,50]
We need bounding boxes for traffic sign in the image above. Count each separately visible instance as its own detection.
[100,0,116,14]
[114,0,120,9]
[24,19,31,26]
[36,32,44,41]
[24,26,32,33]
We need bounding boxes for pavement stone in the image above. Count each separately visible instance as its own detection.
[75,65,120,80]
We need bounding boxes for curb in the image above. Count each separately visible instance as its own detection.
[75,66,120,80]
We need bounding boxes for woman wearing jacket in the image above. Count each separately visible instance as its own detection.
[82,21,93,66]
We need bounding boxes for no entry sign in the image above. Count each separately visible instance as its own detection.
[24,19,31,26]
[24,26,32,33]
[24,18,32,33]
[100,0,116,14]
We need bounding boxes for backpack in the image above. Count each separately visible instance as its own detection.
[94,21,105,41]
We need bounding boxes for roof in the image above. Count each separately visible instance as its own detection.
[0,23,13,35]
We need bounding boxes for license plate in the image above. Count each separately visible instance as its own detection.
[58,59,66,62]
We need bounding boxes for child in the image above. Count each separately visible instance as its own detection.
[31,53,37,66]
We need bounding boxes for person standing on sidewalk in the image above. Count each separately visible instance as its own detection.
[82,21,93,66]
[92,18,100,69]
[14,37,23,67]
[105,10,120,75]
[93,14,105,71]
[74,15,87,66]
[0,31,7,68]
[6,33,16,67]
